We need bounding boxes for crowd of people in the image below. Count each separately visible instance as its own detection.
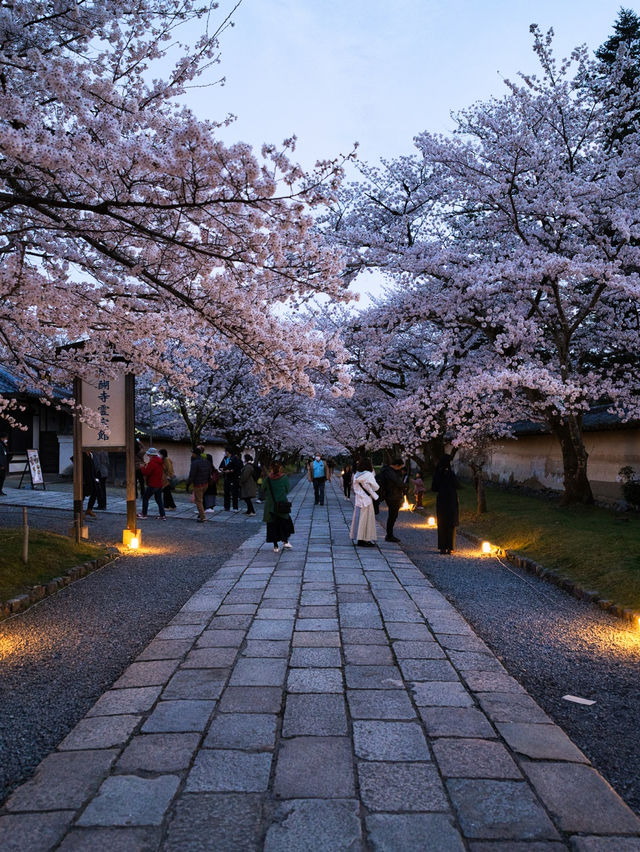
[346,453,459,554]
[78,440,458,556]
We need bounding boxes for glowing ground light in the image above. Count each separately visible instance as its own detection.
[123,529,141,550]
[427,516,436,527]
[402,497,411,510]
[482,541,493,554]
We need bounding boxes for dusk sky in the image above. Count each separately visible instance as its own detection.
[189,0,638,168]
[181,1,639,304]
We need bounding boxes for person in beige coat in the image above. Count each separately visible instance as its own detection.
[350,459,379,547]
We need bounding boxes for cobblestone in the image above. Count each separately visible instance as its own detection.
[1,477,638,849]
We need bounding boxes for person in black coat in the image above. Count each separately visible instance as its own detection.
[82,450,99,518]
[0,434,11,495]
[219,448,242,512]
[431,454,459,554]
[377,458,406,543]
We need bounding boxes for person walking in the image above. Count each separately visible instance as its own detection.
[431,454,459,554]
[204,452,218,512]
[377,457,406,543]
[342,463,353,500]
[159,448,177,510]
[263,461,294,552]
[93,449,109,510]
[350,459,379,547]
[240,454,258,516]
[412,472,425,510]
[219,448,241,512]
[137,447,166,520]
[307,452,331,506]
[83,450,99,518]
[186,447,211,523]
[0,434,11,495]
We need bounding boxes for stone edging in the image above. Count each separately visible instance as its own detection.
[0,552,120,622]
[459,529,640,626]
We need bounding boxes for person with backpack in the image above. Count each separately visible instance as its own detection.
[307,452,331,506]
[186,447,211,523]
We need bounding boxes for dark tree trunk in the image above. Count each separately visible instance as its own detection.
[470,462,487,513]
[549,414,594,505]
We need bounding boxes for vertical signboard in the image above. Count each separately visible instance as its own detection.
[81,370,127,449]
[27,449,44,485]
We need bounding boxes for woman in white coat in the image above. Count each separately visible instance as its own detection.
[350,458,379,547]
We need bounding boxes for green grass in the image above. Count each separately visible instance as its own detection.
[0,529,108,602]
[421,483,640,612]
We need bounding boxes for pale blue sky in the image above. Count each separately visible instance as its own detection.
[188,0,638,167]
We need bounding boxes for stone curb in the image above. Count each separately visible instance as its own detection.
[458,528,640,626]
[0,551,120,622]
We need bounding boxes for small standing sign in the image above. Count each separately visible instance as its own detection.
[18,449,46,490]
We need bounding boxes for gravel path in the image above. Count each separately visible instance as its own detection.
[389,507,640,817]
[0,504,260,803]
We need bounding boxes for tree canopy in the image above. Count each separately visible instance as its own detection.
[0,0,352,420]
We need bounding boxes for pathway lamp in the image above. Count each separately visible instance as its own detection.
[427,516,436,527]
[123,529,140,550]
[481,541,493,554]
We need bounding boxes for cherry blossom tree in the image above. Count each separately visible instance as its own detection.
[136,342,346,462]
[330,29,640,504]
[0,0,352,417]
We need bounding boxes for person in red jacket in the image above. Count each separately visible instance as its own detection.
[137,447,166,519]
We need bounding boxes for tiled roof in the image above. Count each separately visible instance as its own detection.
[0,365,70,399]
[511,405,639,436]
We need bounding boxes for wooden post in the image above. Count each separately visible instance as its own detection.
[125,372,136,532]
[72,376,83,542]
[22,506,28,564]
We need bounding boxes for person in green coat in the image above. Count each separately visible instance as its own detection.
[263,461,294,553]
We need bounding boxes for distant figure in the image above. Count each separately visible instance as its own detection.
[219,448,241,512]
[186,447,211,523]
[307,452,331,506]
[204,452,218,512]
[350,458,379,548]
[134,440,146,497]
[159,448,176,510]
[93,449,109,510]
[431,454,459,554]
[412,473,425,510]
[240,454,257,516]
[342,463,353,500]
[263,461,294,552]
[0,434,11,495]
[82,450,99,517]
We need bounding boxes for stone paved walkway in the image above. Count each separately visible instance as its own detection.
[0,481,238,524]
[1,479,639,850]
